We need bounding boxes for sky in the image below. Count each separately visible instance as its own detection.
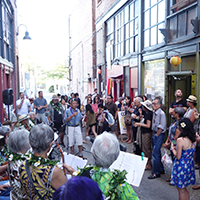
[17,0,76,69]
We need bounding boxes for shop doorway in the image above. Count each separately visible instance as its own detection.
[170,75,191,103]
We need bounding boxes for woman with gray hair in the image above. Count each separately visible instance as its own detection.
[164,106,185,183]
[79,132,138,200]
[19,124,75,200]
[7,129,30,200]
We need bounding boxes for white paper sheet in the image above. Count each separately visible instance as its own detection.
[110,151,147,187]
[63,152,87,171]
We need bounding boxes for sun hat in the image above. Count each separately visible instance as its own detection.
[18,114,30,123]
[141,100,153,111]
[186,95,197,103]
[52,94,58,100]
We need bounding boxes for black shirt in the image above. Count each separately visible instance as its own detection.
[141,111,153,134]
[105,101,117,118]
[170,99,187,109]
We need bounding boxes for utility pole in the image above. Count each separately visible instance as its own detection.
[68,15,72,93]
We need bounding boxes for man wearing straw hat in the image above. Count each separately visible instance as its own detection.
[15,114,34,131]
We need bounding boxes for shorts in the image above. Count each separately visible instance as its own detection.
[110,122,117,132]
[195,145,200,164]
[68,126,83,147]
[37,113,46,123]
[89,123,96,128]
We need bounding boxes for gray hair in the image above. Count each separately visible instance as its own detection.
[154,96,162,106]
[8,129,30,154]
[135,97,143,103]
[29,124,54,154]
[174,107,185,118]
[91,132,120,168]
[0,126,10,135]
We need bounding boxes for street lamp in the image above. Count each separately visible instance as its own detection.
[16,24,31,40]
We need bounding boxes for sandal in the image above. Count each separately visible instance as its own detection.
[166,178,171,182]
[148,174,160,179]
[83,140,87,144]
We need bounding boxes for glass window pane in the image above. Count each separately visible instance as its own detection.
[118,43,120,56]
[130,3,134,20]
[158,23,164,43]
[120,28,124,42]
[169,16,177,40]
[120,11,124,26]
[125,6,129,24]
[181,55,195,71]
[187,8,197,35]
[135,17,139,35]
[144,10,150,29]
[144,30,149,47]
[115,45,118,57]
[144,0,150,11]
[130,37,134,53]
[151,26,157,46]
[151,0,157,6]
[121,42,124,56]
[158,1,165,23]
[126,40,129,54]
[126,23,129,39]
[135,0,139,17]
[144,59,165,102]
[130,20,133,36]
[178,13,186,37]
[110,18,114,33]
[116,15,119,29]
[151,5,157,26]
[135,35,138,52]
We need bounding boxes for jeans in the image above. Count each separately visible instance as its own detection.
[152,133,165,175]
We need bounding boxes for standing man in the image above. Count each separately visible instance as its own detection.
[75,93,81,110]
[105,95,117,134]
[16,92,31,116]
[34,91,47,123]
[64,99,83,157]
[169,89,187,115]
[148,97,166,179]
[131,97,143,149]
[92,88,98,101]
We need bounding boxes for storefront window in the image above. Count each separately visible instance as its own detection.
[144,59,165,101]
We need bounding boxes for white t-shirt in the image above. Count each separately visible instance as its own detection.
[16,99,30,115]
[3,103,13,113]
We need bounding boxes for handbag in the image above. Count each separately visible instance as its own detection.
[161,149,172,168]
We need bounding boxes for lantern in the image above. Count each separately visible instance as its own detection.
[170,55,181,67]
[98,69,101,74]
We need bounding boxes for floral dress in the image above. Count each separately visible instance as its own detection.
[170,144,196,188]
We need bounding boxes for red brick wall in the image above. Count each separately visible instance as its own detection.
[96,0,118,21]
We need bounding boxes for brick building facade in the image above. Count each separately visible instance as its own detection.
[0,0,19,123]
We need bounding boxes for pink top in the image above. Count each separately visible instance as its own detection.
[92,104,98,113]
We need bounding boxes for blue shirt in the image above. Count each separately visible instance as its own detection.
[64,107,82,126]
[152,108,166,133]
[34,98,47,114]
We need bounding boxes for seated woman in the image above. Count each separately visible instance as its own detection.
[7,129,31,200]
[79,132,138,200]
[19,124,74,199]
[53,176,104,200]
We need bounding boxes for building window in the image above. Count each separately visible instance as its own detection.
[143,0,165,48]
[2,1,13,62]
[170,0,197,13]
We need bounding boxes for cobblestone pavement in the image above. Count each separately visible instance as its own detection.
[61,128,200,200]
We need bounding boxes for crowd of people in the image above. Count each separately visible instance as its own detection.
[0,88,200,199]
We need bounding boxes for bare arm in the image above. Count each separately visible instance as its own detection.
[169,108,174,115]
[171,138,183,160]
[51,166,67,190]
[17,100,24,109]
[190,110,196,123]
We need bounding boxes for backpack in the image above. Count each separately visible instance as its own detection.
[104,110,115,126]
